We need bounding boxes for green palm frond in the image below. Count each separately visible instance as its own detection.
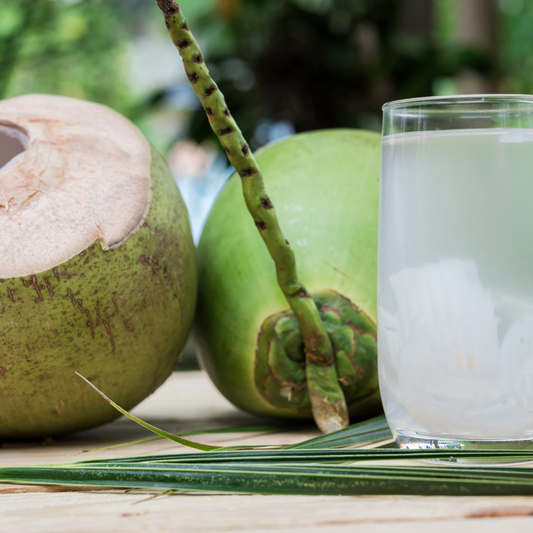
[5,375,527,496]
[2,456,533,496]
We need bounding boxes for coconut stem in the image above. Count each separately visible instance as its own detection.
[155,0,349,433]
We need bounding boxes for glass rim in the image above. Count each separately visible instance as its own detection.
[382,94,533,111]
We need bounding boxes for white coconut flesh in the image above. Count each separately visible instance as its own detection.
[0,94,152,279]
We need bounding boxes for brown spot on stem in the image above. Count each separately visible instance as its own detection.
[285,239,290,246]
[305,334,334,365]
[178,40,192,49]
[53,267,60,281]
[205,107,214,116]
[223,109,231,117]
[224,147,232,156]
[255,221,267,231]
[204,85,217,97]
[6,288,14,302]
[165,20,171,29]
[241,144,250,156]
[297,288,310,298]
[306,352,330,367]
[188,72,199,83]
[78,250,86,257]
[219,127,235,136]
[156,0,179,16]
[260,197,273,209]
[240,168,258,177]
[112,298,119,313]
[181,23,189,30]
[193,54,203,63]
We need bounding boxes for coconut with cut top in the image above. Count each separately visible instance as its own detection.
[0,94,196,439]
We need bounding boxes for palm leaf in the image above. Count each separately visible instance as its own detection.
[4,375,523,496]
[74,447,533,465]
[2,460,533,496]
[286,415,392,449]
[76,373,222,451]
[79,372,392,452]
[85,425,290,453]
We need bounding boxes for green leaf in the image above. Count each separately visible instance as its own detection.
[75,448,533,466]
[77,373,292,453]
[19,376,524,496]
[3,460,533,496]
[286,415,392,449]
[0,4,24,38]
[84,424,287,453]
[76,373,220,452]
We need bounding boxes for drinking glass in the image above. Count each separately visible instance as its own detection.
[379,95,533,453]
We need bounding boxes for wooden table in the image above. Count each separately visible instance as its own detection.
[2,371,533,532]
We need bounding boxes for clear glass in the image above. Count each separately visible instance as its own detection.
[379,95,533,458]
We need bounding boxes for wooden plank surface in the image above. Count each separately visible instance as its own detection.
[1,370,533,532]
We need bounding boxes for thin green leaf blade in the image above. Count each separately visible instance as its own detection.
[286,415,392,449]
[48,447,533,467]
[84,424,289,453]
[76,372,219,452]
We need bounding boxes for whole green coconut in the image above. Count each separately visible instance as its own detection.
[0,94,196,439]
[195,129,381,420]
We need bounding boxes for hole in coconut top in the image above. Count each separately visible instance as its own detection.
[0,124,29,172]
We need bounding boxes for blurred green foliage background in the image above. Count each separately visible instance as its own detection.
[2,0,531,371]
[1,0,533,152]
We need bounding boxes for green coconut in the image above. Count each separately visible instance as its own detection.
[0,94,197,439]
[195,129,381,420]
[154,0,379,430]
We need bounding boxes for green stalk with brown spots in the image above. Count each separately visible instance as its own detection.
[154,0,348,432]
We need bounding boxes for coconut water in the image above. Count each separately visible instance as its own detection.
[379,128,533,440]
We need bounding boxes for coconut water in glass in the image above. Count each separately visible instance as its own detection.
[379,95,533,453]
